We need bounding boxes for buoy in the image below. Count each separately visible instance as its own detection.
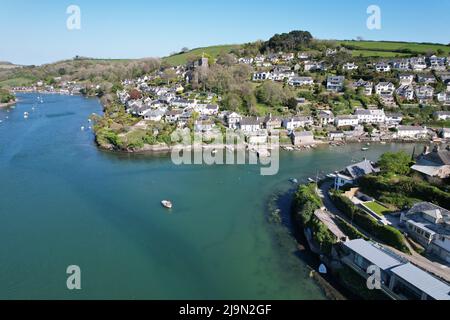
[319,264,327,274]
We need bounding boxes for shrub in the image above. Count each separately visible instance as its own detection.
[330,192,410,253]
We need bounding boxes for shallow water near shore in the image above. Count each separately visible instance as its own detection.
[0,94,420,299]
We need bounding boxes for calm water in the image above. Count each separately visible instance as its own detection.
[0,94,418,299]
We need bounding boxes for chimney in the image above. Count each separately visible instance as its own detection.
[433,145,439,153]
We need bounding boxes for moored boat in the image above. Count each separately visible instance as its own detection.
[161,200,173,209]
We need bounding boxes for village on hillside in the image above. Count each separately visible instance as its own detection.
[9,35,450,151]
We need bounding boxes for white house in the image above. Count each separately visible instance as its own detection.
[410,57,427,71]
[375,82,395,96]
[165,109,183,123]
[399,74,415,85]
[375,62,391,72]
[385,113,403,126]
[354,108,386,124]
[415,85,434,103]
[318,110,335,126]
[143,108,166,122]
[253,72,271,81]
[335,115,359,128]
[239,117,262,132]
[288,76,314,87]
[396,126,428,139]
[434,111,450,121]
[282,117,313,130]
[352,79,373,96]
[396,85,415,101]
[343,62,359,71]
[225,112,243,129]
[327,76,345,92]
[334,159,380,190]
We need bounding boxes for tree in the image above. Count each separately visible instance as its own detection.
[378,151,412,176]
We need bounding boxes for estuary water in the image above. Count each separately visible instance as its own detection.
[0,94,417,299]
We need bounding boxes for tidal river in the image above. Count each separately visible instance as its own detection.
[0,94,418,299]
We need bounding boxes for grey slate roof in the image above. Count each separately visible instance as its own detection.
[343,239,403,270]
[391,263,450,300]
[345,159,380,179]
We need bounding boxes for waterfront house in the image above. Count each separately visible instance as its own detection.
[354,108,386,124]
[225,112,243,130]
[385,113,403,126]
[239,117,262,133]
[396,126,428,139]
[334,159,380,189]
[318,110,335,126]
[327,76,345,92]
[291,131,314,146]
[263,114,283,131]
[335,115,359,128]
[328,131,345,141]
[411,146,450,180]
[341,239,450,300]
[282,116,313,131]
[400,202,450,263]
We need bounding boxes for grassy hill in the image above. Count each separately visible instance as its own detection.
[340,40,450,57]
[163,44,240,66]
[0,57,159,88]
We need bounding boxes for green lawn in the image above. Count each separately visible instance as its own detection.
[364,201,391,216]
[340,40,450,56]
[163,45,240,66]
[350,50,411,58]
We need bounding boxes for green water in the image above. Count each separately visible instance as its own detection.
[0,94,418,299]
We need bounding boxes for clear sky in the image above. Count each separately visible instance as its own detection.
[1,0,449,65]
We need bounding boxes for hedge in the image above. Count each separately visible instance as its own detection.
[330,192,410,254]
[359,175,450,210]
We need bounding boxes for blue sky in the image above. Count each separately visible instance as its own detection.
[1,0,449,65]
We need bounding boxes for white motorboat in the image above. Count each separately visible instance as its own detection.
[161,200,173,209]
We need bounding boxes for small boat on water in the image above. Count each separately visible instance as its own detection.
[361,147,369,151]
[161,200,173,209]
[307,178,315,183]
[23,112,29,119]
[289,178,298,184]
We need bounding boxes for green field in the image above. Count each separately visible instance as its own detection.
[163,44,240,66]
[364,201,391,216]
[340,40,450,57]
[350,50,411,58]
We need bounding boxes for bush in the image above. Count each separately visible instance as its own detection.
[330,192,410,253]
